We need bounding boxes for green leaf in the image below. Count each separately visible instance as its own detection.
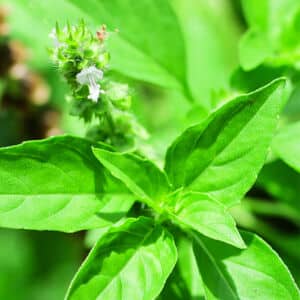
[65,217,177,300]
[165,78,286,207]
[171,192,245,248]
[0,136,133,232]
[93,148,171,206]
[193,231,300,300]
[272,121,300,173]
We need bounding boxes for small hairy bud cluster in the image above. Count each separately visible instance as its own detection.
[49,21,147,149]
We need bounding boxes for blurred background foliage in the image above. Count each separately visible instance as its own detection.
[0,0,300,298]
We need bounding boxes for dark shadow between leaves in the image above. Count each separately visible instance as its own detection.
[95,211,127,222]
[159,264,205,300]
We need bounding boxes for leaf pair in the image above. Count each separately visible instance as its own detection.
[94,145,245,249]
[93,78,286,249]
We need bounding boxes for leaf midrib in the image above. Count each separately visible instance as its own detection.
[185,90,276,192]
[191,232,238,300]
[226,259,293,299]
[80,222,157,298]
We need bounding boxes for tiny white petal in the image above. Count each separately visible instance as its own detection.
[76,66,104,102]
[88,83,101,102]
[76,66,103,85]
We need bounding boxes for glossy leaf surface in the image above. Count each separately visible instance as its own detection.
[66,217,177,300]
[193,231,300,299]
[0,136,133,232]
[165,79,285,206]
[93,148,170,205]
[172,193,245,248]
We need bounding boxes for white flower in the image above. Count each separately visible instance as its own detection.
[76,66,104,102]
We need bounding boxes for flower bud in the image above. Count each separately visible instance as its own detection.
[49,21,148,150]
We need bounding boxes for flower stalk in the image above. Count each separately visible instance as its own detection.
[49,21,147,150]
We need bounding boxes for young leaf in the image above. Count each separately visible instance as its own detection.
[272,121,300,173]
[192,231,300,300]
[93,148,171,206]
[0,136,134,232]
[171,193,245,248]
[65,217,177,300]
[165,78,286,207]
